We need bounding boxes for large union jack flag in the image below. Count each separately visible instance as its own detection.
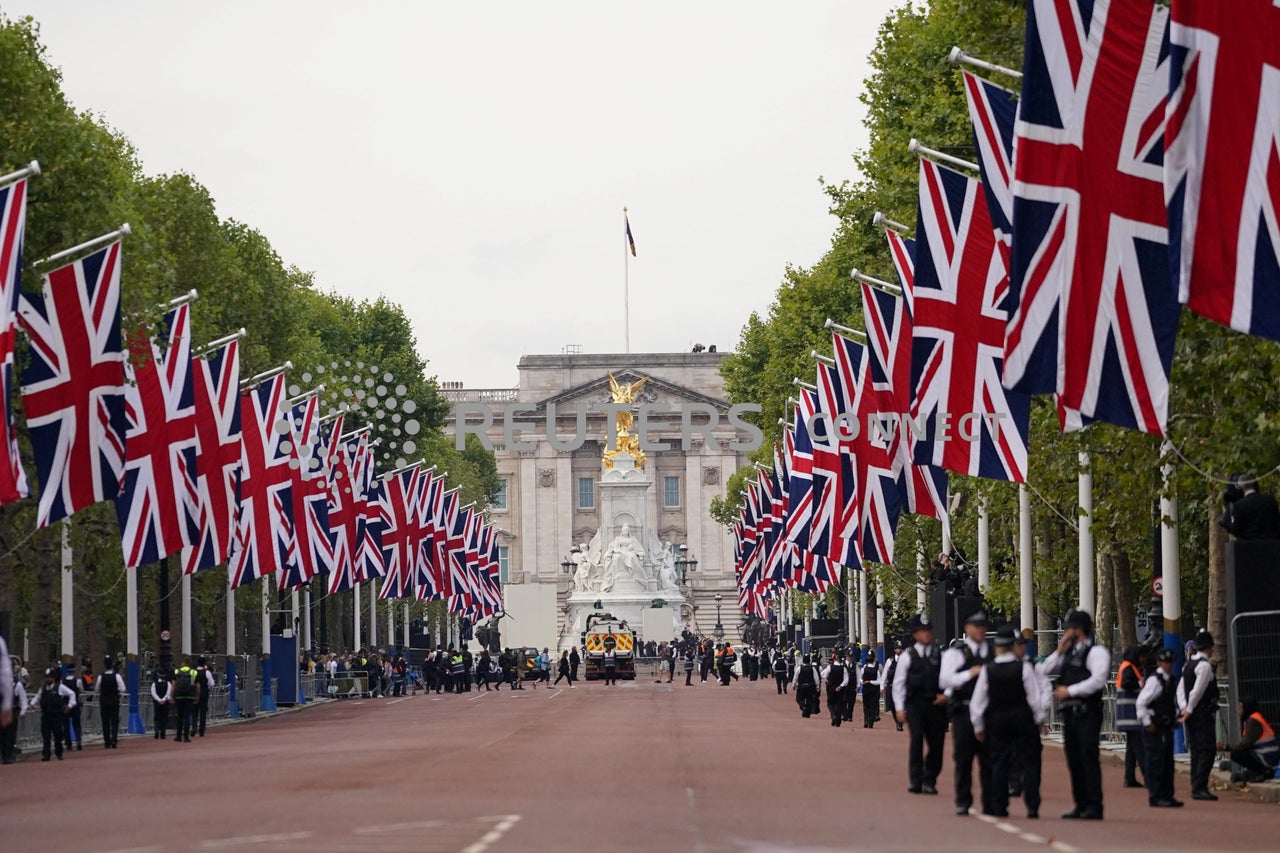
[18,242,127,527]
[183,340,241,574]
[913,159,1030,482]
[115,304,199,567]
[323,420,361,593]
[0,178,29,505]
[867,242,950,523]
[358,472,387,582]
[414,471,445,601]
[280,396,334,589]
[228,375,295,589]
[1011,0,1180,434]
[377,464,422,600]
[1167,0,1280,340]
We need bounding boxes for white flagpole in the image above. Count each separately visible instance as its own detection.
[915,542,927,611]
[623,206,630,354]
[978,497,990,593]
[1019,485,1033,633]
[858,570,869,645]
[370,579,378,648]
[1079,452,1095,613]
[386,602,394,648]
[126,554,143,732]
[261,576,276,711]
[303,586,312,651]
[354,581,363,649]
[181,573,192,655]
[1160,441,1181,656]
[226,580,239,718]
[403,603,411,648]
[61,520,73,672]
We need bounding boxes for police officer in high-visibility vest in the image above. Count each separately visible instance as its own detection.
[1177,631,1220,801]
[1042,609,1110,820]
[1136,647,1183,808]
[1226,697,1278,784]
[941,610,994,815]
[173,657,201,743]
[1115,645,1149,788]
[970,624,1049,819]
[892,613,947,795]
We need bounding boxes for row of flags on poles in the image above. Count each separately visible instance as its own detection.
[732,0,1280,612]
[0,177,501,619]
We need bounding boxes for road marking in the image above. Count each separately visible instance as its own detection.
[100,848,162,853]
[387,698,406,705]
[463,815,522,853]
[200,831,312,848]
[547,690,560,699]
[996,822,1021,834]
[353,820,442,834]
[467,692,487,702]
[1050,844,1080,853]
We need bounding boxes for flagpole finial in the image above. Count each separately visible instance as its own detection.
[28,160,41,176]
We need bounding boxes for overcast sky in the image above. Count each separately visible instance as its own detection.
[11,1,898,388]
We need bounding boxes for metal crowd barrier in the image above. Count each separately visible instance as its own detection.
[1228,610,1280,742]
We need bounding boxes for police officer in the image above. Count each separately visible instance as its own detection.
[151,669,172,739]
[61,665,83,751]
[173,656,200,743]
[32,668,76,761]
[1178,630,1220,801]
[883,640,904,731]
[1041,608,1109,820]
[97,657,126,749]
[970,625,1048,819]
[941,610,994,816]
[861,653,882,728]
[892,613,947,795]
[772,648,789,695]
[196,657,215,737]
[1136,647,1183,808]
[0,637,26,764]
[821,652,849,727]
[449,649,466,693]
[792,653,820,718]
[603,647,618,685]
[684,648,696,686]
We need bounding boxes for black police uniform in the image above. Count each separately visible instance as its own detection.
[861,658,881,728]
[900,641,946,793]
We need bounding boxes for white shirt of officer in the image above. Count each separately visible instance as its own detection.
[791,659,818,688]
[151,679,173,704]
[96,668,127,697]
[1040,636,1110,700]
[1176,651,1214,717]
[940,634,991,701]
[1135,663,1180,726]
[879,650,902,691]
[819,660,849,691]
[969,648,1049,735]
[30,679,78,711]
[891,639,939,710]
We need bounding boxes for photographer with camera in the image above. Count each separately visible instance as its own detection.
[1218,472,1280,541]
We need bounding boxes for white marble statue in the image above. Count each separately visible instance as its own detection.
[571,544,595,593]
[601,523,648,590]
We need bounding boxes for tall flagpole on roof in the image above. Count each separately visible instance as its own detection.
[624,205,630,354]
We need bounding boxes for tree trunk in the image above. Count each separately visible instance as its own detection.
[1207,488,1229,668]
[1112,541,1138,649]
[1096,549,1115,651]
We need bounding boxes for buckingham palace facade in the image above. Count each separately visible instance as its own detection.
[442,351,753,640]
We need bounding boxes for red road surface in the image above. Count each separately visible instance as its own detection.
[2,678,1274,852]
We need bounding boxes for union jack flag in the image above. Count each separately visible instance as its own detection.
[831,333,866,547]
[323,421,362,593]
[0,178,29,505]
[414,471,445,601]
[377,464,422,600]
[855,284,905,565]
[866,246,950,523]
[1011,0,1179,434]
[358,472,387,582]
[115,305,199,567]
[18,242,127,527]
[279,396,334,589]
[183,340,241,574]
[435,488,463,601]
[228,375,294,589]
[783,393,816,553]
[446,502,476,614]
[913,158,1030,481]
[1167,0,1280,341]
[812,363,858,572]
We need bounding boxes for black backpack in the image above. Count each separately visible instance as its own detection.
[40,683,66,715]
[174,668,197,699]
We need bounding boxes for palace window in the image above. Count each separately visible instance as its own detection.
[492,478,508,510]
[577,477,595,510]
[663,475,681,509]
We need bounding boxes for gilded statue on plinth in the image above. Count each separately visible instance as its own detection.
[602,371,648,470]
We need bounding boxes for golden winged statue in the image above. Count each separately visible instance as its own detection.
[603,371,649,470]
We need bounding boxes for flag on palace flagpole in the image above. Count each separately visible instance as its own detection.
[625,213,637,257]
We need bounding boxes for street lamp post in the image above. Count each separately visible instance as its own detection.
[674,544,698,588]
[713,593,724,640]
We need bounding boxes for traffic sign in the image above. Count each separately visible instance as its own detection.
[1151,577,1164,598]
[160,629,172,642]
